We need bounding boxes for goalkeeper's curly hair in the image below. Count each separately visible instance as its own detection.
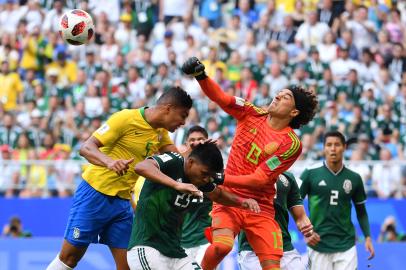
[289,85,319,129]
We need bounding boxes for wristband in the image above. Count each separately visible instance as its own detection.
[195,71,208,80]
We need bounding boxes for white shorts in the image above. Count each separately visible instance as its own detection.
[238,249,305,270]
[128,246,202,270]
[308,246,357,270]
[184,243,210,265]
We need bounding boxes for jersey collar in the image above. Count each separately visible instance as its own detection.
[323,161,344,176]
[140,107,147,121]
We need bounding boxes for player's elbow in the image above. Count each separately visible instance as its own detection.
[134,162,148,175]
[79,143,87,158]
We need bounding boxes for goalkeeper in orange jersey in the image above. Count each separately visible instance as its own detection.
[182,57,318,270]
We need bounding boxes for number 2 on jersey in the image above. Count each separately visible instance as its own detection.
[330,190,339,205]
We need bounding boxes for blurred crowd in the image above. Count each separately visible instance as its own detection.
[0,0,405,198]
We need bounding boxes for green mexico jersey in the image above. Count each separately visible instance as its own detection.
[300,162,367,253]
[128,152,216,258]
[238,172,303,252]
[181,198,212,248]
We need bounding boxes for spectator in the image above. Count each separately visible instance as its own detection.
[263,63,289,97]
[0,113,22,148]
[330,45,360,81]
[317,31,338,62]
[1,216,31,238]
[317,0,341,27]
[114,13,137,53]
[305,47,329,81]
[198,0,222,28]
[252,83,272,109]
[0,60,23,112]
[345,5,377,52]
[0,144,20,197]
[387,43,406,84]
[290,0,305,28]
[295,10,330,50]
[372,148,402,198]
[358,48,380,83]
[159,0,192,25]
[235,67,257,102]
[384,9,405,44]
[52,144,79,197]
[233,0,258,29]
[127,66,147,103]
[19,149,47,198]
[42,0,67,33]
[378,216,406,242]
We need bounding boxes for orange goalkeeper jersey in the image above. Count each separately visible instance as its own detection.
[198,78,302,215]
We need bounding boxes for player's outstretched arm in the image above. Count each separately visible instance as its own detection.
[355,203,375,260]
[182,57,234,108]
[290,205,315,238]
[205,187,260,213]
[134,159,203,198]
[80,136,134,176]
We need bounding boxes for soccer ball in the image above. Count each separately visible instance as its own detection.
[59,9,94,46]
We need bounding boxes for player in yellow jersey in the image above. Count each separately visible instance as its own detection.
[47,87,199,270]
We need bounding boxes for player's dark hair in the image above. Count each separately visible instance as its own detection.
[189,142,223,173]
[186,126,208,140]
[289,85,318,129]
[323,131,346,145]
[156,86,193,109]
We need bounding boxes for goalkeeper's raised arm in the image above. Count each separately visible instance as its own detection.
[182,57,241,117]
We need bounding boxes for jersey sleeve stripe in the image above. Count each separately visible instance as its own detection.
[244,101,268,115]
[281,132,300,160]
[288,204,304,209]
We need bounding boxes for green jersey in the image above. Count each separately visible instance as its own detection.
[300,162,367,253]
[181,198,212,248]
[128,152,216,258]
[238,172,303,252]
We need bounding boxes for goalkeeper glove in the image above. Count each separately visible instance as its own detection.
[181,57,207,80]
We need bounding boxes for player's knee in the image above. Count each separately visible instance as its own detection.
[59,252,80,268]
[211,234,234,257]
[211,243,232,258]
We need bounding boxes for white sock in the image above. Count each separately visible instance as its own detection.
[46,254,73,270]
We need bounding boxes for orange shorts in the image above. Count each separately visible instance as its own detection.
[211,205,283,262]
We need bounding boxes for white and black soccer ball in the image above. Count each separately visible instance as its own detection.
[59,9,94,46]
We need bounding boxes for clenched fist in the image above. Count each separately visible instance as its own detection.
[181,57,207,80]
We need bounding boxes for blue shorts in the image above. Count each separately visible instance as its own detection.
[64,180,133,249]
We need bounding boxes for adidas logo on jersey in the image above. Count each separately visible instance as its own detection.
[318,180,327,186]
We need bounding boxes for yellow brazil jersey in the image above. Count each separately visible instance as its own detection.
[82,108,173,200]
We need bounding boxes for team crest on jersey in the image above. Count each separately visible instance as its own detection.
[343,179,352,194]
[73,227,80,239]
[279,174,289,187]
[264,142,279,155]
[157,132,163,142]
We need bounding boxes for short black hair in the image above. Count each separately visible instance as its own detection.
[189,142,223,173]
[186,125,208,140]
[323,131,346,145]
[156,86,193,109]
[289,85,318,129]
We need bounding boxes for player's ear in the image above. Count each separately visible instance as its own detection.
[185,157,194,171]
[290,108,300,118]
[163,104,171,113]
